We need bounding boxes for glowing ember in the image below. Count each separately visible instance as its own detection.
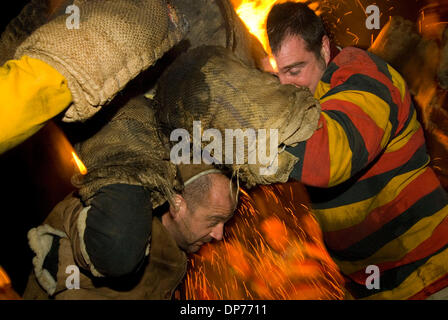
[71,151,87,175]
[181,182,345,300]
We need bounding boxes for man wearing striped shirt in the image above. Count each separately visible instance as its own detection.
[267,2,448,299]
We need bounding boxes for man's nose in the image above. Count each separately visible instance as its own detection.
[210,223,224,241]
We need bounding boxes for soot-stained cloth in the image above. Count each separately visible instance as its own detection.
[156,46,321,188]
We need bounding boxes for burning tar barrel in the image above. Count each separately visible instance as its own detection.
[0,266,21,300]
[180,181,346,300]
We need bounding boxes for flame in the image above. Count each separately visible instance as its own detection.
[72,151,87,175]
[269,56,278,71]
[0,267,11,288]
[235,0,279,53]
[234,0,321,70]
[0,266,21,300]
[181,182,345,300]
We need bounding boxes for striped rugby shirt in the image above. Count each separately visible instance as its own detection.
[287,47,448,299]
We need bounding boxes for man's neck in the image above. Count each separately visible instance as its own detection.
[160,211,183,250]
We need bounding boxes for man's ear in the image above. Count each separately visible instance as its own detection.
[321,35,331,65]
[169,194,187,219]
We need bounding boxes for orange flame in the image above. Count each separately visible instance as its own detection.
[72,151,87,175]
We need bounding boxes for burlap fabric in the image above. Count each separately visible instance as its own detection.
[0,0,76,65]
[169,0,266,68]
[156,46,321,188]
[71,95,179,208]
[14,0,188,122]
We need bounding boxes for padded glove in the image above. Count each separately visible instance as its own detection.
[15,0,188,122]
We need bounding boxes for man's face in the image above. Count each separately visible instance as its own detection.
[174,174,236,253]
[273,35,329,94]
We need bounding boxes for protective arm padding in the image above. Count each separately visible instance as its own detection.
[42,185,152,279]
[83,184,153,277]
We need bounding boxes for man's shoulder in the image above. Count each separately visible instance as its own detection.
[332,46,380,68]
[321,47,372,84]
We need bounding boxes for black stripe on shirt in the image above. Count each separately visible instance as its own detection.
[394,102,416,139]
[366,51,393,82]
[328,186,448,262]
[321,73,400,140]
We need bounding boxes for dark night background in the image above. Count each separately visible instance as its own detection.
[0,0,76,295]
